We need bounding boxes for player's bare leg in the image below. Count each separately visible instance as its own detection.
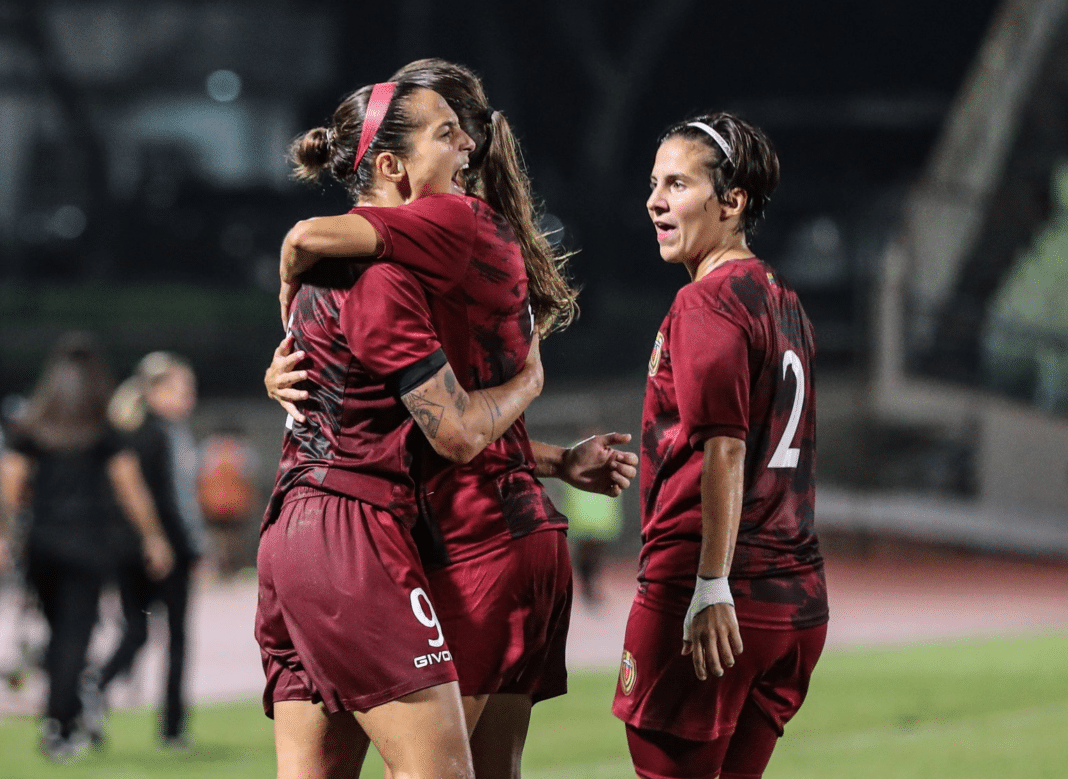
[468,693,532,779]
[274,700,370,779]
[383,693,486,779]
[461,693,489,736]
[355,682,473,779]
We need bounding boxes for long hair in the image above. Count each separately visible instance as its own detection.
[17,331,115,452]
[108,351,192,433]
[389,58,580,335]
[658,112,780,241]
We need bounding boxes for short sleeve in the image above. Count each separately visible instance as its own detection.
[341,264,443,381]
[100,426,129,459]
[352,195,477,296]
[672,300,750,448]
[4,428,37,457]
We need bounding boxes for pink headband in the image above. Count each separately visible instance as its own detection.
[353,81,398,172]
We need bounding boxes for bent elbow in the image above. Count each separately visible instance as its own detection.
[427,427,486,465]
[287,219,316,249]
[433,440,480,465]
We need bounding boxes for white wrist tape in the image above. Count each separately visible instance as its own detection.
[683,576,734,642]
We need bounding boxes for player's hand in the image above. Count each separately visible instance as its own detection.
[682,603,743,681]
[143,534,175,581]
[279,279,301,328]
[265,334,310,423]
[560,433,638,497]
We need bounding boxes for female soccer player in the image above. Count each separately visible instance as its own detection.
[257,79,548,779]
[266,58,637,779]
[611,114,829,779]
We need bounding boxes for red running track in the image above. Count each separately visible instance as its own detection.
[1,544,1066,716]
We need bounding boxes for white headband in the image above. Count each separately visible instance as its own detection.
[686,121,733,163]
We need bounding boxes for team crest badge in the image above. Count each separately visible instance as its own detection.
[619,650,637,695]
[648,332,664,377]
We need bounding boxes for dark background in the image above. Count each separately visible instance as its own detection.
[0,0,1003,397]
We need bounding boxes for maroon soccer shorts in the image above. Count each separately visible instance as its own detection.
[612,592,827,743]
[427,529,572,703]
[256,487,457,717]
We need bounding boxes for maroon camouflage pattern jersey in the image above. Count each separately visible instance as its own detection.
[355,194,566,566]
[638,257,828,630]
[263,260,442,532]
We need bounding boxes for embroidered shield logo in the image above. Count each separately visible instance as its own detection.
[619,650,637,695]
[648,332,664,377]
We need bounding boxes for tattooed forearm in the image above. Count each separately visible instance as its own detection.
[443,368,468,415]
[402,391,445,439]
[486,393,503,419]
[479,394,497,442]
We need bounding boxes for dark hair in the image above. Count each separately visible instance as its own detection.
[288,80,424,202]
[389,58,579,336]
[658,112,780,240]
[16,331,115,451]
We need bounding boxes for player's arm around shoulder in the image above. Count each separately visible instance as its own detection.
[281,214,383,282]
[401,333,543,464]
[278,213,384,324]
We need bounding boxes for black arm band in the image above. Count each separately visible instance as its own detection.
[396,349,448,396]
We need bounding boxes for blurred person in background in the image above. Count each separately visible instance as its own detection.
[196,425,259,577]
[0,332,173,761]
[266,57,637,779]
[0,396,21,575]
[0,393,34,694]
[86,351,207,749]
[611,114,828,779]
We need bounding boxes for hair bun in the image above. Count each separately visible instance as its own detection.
[303,127,331,164]
[290,126,332,182]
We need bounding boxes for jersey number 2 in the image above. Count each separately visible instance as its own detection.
[768,349,804,469]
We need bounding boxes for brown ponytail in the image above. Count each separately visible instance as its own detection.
[390,58,579,336]
[478,110,578,335]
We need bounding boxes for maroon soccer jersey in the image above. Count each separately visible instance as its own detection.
[263,262,441,531]
[638,257,827,630]
[354,194,566,565]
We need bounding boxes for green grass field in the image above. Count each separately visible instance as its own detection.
[2,631,1065,778]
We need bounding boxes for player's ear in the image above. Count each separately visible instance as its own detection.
[375,151,406,183]
[721,188,747,220]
